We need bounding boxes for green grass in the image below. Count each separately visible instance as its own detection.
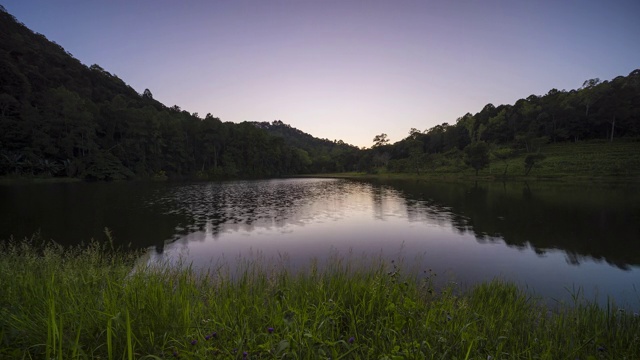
[488,139,640,180]
[313,139,640,182]
[1,239,639,359]
[535,140,640,177]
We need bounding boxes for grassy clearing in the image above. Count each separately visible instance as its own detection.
[492,139,640,180]
[312,139,640,182]
[1,239,639,359]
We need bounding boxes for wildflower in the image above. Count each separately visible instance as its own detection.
[205,334,211,340]
[172,350,179,358]
[190,339,197,346]
[597,345,606,352]
[268,327,275,334]
[243,351,248,358]
[211,331,218,338]
[348,337,355,344]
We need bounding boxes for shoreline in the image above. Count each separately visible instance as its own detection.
[2,240,639,359]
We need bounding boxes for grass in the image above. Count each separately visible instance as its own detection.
[1,238,639,359]
[491,139,640,180]
[311,138,640,182]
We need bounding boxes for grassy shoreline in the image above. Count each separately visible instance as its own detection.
[307,139,640,183]
[1,240,639,359]
[301,171,640,186]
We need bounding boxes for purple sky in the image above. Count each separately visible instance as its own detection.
[4,0,640,147]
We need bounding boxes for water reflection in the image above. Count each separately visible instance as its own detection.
[149,179,374,242]
[148,178,639,309]
[2,178,639,308]
[0,181,186,249]
[377,179,640,269]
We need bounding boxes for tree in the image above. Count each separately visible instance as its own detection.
[579,78,601,117]
[524,154,545,176]
[407,139,425,175]
[372,133,389,147]
[463,141,490,175]
[408,128,422,140]
[492,147,514,177]
[142,88,153,100]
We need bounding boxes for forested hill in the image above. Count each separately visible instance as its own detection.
[1,4,639,180]
[0,7,360,180]
[250,120,362,173]
[375,68,640,175]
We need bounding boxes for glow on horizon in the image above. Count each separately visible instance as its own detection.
[4,0,639,148]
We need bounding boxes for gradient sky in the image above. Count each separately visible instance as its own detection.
[3,0,639,147]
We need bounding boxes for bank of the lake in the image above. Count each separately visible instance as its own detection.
[0,176,84,185]
[311,139,640,182]
[1,240,639,360]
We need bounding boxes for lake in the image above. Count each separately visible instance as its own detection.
[2,178,639,309]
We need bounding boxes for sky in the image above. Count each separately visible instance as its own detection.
[3,0,640,147]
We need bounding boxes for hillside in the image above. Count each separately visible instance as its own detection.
[1,4,638,181]
[363,69,640,177]
[250,120,361,173]
[0,7,359,180]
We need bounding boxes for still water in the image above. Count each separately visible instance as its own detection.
[2,178,639,309]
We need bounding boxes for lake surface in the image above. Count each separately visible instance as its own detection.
[2,178,639,309]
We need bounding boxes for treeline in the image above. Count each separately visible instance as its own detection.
[251,120,362,173]
[364,69,640,175]
[0,7,346,180]
[1,5,639,180]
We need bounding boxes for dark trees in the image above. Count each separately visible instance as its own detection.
[524,154,546,176]
[0,8,337,180]
[373,133,390,148]
[463,141,490,176]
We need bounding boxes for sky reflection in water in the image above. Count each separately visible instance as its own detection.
[145,178,640,310]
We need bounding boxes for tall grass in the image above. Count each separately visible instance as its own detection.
[0,238,638,359]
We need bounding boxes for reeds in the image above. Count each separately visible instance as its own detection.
[1,238,638,359]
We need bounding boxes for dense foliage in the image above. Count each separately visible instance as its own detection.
[373,72,640,175]
[251,120,361,173]
[1,5,639,179]
[0,7,335,180]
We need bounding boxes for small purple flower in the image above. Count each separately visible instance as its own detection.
[243,351,248,358]
[172,350,179,358]
[348,337,355,344]
[211,331,218,338]
[190,339,197,346]
[205,334,211,340]
[267,327,274,334]
[597,346,606,352]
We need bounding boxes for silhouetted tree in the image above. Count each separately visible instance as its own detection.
[463,141,490,176]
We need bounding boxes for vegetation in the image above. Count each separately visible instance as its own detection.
[0,8,355,180]
[1,238,639,359]
[1,5,639,180]
[348,138,640,180]
[372,76,640,176]
[250,120,361,174]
